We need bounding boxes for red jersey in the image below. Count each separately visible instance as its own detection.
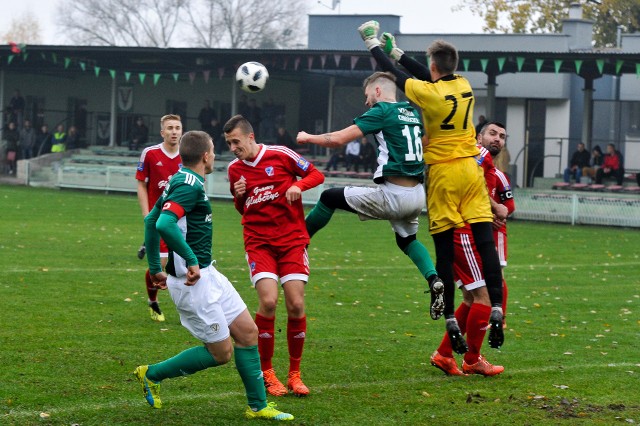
[227,144,324,246]
[492,168,515,235]
[135,143,182,210]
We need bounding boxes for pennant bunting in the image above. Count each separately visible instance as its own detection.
[173,73,180,82]
[109,69,116,79]
[616,60,624,75]
[124,71,131,82]
[596,59,604,74]
[350,56,358,70]
[94,66,100,77]
[320,55,326,69]
[64,57,71,69]
[294,57,300,71]
[217,67,224,79]
[536,59,544,72]
[497,57,506,73]
[189,72,196,84]
[333,54,341,67]
[307,56,313,69]
[574,59,583,74]
[462,58,470,72]
[153,73,161,85]
[516,57,525,71]
[138,73,146,85]
[203,70,210,83]
[480,58,488,72]
[79,61,86,71]
[554,59,562,74]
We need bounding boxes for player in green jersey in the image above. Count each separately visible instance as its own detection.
[297,71,444,321]
[133,130,293,421]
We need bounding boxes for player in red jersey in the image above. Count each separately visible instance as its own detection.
[225,115,324,397]
[135,114,183,322]
[430,122,515,376]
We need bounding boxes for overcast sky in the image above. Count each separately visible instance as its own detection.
[1,0,486,45]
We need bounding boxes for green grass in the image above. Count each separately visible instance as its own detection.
[1,185,639,425]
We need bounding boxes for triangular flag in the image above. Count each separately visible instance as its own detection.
[294,57,300,71]
[350,56,358,70]
[124,71,131,82]
[94,66,100,77]
[574,59,583,74]
[497,57,506,73]
[189,72,196,84]
[516,57,525,72]
[636,63,640,78]
[51,52,57,63]
[282,57,289,70]
[596,59,604,74]
[138,73,146,84]
[536,59,544,72]
[320,55,327,69]
[370,57,377,71]
[462,58,470,72]
[203,70,210,83]
[616,60,624,75]
[480,58,488,72]
[217,67,225,79]
[554,59,562,74]
[109,69,116,79]
[64,57,71,69]
[22,53,28,61]
[334,54,341,67]
[153,73,161,85]
[7,55,14,64]
[79,61,86,71]
[173,73,179,82]
[307,56,313,69]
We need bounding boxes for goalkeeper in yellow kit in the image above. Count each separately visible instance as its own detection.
[358,21,506,353]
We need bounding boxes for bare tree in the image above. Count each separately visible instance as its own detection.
[3,11,42,44]
[58,0,186,47]
[184,0,308,48]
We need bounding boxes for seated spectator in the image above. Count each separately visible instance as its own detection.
[595,143,624,185]
[581,145,603,182]
[275,126,295,149]
[360,136,377,174]
[129,117,149,150]
[325,146,345,171]
[563,142,590,183]
[345,138,361,172]
[51,124,67,153]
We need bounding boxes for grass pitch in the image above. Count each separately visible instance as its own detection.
[0,185,638,425]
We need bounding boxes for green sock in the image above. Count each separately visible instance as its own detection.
[305,200,335,238]
[235,345,267,411]
[402,240,437,281]
[147,346,218,382]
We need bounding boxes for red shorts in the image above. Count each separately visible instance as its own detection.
[160,239,169,256]
[245,242,309,286]
[494,230,508,267]
[453,229,486,290]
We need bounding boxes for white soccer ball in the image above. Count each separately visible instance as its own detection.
[236,62,269,93]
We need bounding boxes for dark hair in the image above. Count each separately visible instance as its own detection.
[479,121,506,134]
[593,145,602,155]
[223,114,254,135]
[179,131,212,166]
[427,39,458,74]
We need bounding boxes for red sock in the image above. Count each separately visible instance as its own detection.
[255,313,275,371]
[463,303,491,365]
[437,303,471,357]
[502,279,508,318]
[145,269,158,302]
[287,316,306,373]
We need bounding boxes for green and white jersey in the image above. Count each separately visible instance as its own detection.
[157,168,212,276]
[354,101,425,183]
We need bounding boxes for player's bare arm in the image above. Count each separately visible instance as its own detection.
[185,265,201,286]
[296,125,363,149]
[233,177,247,197]
[137,180,150,217]
[285,185,302,205]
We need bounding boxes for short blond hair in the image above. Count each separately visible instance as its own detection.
[160,114,182,129]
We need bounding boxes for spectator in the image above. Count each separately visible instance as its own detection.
[324,146,345,171]
[246,99,262,136]
[275,126,295,149]
[129,117,149,150]
[595,143,624,185]
[51,124,67,153]
[4,122,19,174]
[19,119,37,160]
[66,126,81,150]
[237,94,249,118]
[260,98,277,141]
[8,90,25,129]
[197,100,216,131]
[205,118,225,155]
[345,138,361,172]
[475,115,487,136]
[563,142,590,183]
[35,124,53,156]
[360,135,377,173]
[582,145,603,182]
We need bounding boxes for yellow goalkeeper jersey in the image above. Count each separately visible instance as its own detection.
[405,74,479,164]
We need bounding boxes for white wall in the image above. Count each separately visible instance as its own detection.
[544,99,571,178]
[506,99,526,188]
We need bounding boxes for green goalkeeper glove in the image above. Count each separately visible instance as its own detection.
[380,32,404,61]
[358,20,381,50]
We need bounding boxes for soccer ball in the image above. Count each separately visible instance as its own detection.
[236,62,269,93]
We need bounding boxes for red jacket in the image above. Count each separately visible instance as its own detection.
[602,152,621,170]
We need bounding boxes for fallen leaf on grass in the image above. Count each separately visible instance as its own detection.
[553,384,569,389]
